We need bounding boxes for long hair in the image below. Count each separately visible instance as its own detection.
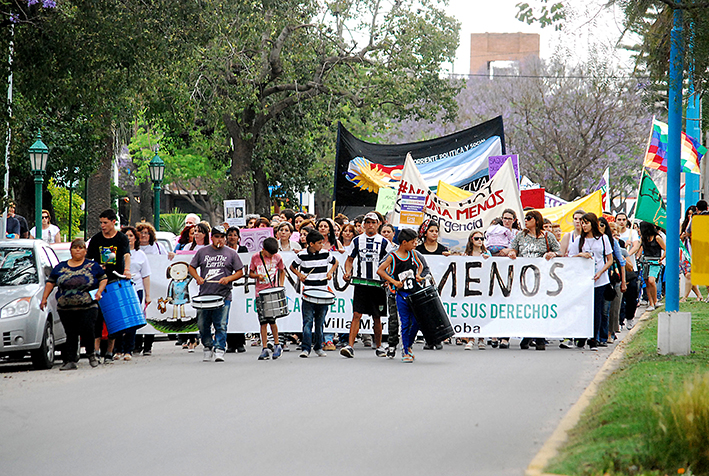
[681,206,697,234]
[121,226,140,250]
[639,221,658,250]
[190,222,211,249]
[464,230,487,256]
[317,218,337,245]
[523,210,544,237]
[598,216,614,245]
[418,219,439,243]
[178,225,194,245]
[578,213,602,251]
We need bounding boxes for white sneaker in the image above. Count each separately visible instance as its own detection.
[203,348,214,362]
[375,346,387,357]
[626,318,635,330]
[299,350,309,358]
[464,341,474,350]
[315,349,327,357]
[214,349,225,362]
[646,305,655,311]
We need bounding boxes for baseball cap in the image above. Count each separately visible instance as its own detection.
[211,225,227,236]
[363,212,379,222]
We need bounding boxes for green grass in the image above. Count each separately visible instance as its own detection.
[546,293,709,476]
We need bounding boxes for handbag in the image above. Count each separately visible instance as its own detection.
[603,283,617,301]
[602,237,621,285]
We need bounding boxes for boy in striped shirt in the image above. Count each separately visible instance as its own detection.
[290,230,338,358]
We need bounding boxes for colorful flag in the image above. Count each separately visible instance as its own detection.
[594,167,610,211]
[635,169,666,228]
[643,118,705,174]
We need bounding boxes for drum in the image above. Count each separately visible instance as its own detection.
[303,289,336,305]
[191,294,225,309]
[405,286,455,343]
[99,279,146,335]
[351,277,382,287]
[258,287,289,318]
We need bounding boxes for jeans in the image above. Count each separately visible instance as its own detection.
[58,307,97,363]
[301,300,327,353]
[593,285,606,342]
[197,300,230,351]
[397,291,418,353]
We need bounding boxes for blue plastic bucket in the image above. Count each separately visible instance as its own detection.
[99,279,146,335]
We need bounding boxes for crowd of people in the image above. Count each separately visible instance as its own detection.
[36,197,709,369]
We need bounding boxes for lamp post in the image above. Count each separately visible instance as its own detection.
[148,151,165,231]
[29,131,49,239]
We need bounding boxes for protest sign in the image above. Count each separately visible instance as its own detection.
[223,199,246,227]
[375,187,397,215]
[240,227,273,252]
[489,154,519,185]
[399,193,427,228]
[393,156,523,252]
[141,253,594,338]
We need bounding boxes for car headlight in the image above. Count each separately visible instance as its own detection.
[1,297,33,318]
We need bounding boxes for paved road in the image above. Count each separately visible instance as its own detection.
[0,325,632,476]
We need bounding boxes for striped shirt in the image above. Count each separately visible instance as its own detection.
[292,248,337,291]
[349,233,393,281]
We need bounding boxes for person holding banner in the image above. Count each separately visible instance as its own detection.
[189,225,244,362]
[464,231,490,350]
[567,213,613,351]
[377,228,425,363]
[560,209,585,257]
[341,212,393,358]
[507,210,561,351]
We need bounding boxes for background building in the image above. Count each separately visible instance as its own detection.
[469,32,540,75]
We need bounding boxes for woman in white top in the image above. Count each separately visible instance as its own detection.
[30,209,61,243]
[567,212,613,350]
[276,222,301,252]
[136,222,175,259]
[188,223,210,252]
[116,226,151,360]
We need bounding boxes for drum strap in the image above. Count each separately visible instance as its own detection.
[259,252,275,287]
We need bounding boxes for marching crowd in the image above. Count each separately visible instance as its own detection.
[34,198,709,369]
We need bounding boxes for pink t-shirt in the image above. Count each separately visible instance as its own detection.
[249,252,285,296]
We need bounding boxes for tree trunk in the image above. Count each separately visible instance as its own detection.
[86,134,113,236]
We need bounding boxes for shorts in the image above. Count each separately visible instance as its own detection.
[255,296,277,325]
[646,264,662,280]
[488,245,506,256]
[352,284,387,317]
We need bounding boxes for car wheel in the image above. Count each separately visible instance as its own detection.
[31,322,55,370]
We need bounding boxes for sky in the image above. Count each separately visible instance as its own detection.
[443,0,637,75]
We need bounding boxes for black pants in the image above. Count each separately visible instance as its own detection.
[624,276,639,323]
[134,334,154,353]
[226,333,246,350]
[58,307,98,363]
[387,291,399,348]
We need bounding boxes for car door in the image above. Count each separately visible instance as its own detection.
[39,244,65,343]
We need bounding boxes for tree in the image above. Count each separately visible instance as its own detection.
[179,0,462,214]
[378,57,652,201]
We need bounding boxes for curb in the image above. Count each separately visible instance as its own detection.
[524,308,654,476]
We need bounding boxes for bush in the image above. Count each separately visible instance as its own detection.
[160,209,188,234]
[649,372,709,474]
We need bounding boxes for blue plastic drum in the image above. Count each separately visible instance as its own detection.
[99,279,146,335]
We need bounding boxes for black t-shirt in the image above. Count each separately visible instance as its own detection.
[87,231,131,281]
[416,242,448,255]
[15,215,29,237]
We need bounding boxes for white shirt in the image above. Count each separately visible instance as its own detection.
[618,228,639,271]
[568,234,612,288]
[140,242,169,255]
[130,249,151,292]
[30,224,61,243]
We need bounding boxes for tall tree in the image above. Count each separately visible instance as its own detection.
[181,0,461,214]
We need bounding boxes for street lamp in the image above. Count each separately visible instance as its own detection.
[148,150,165,231]
[29,131,49,240]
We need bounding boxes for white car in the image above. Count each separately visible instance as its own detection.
[0,239,65,369]
[156,231,177,253]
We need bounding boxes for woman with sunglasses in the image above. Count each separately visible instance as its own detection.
[30,209,61,243]
[507,210,561,350]
[463,231,490,350]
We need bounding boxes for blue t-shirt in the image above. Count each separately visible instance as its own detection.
[48,260,107,310]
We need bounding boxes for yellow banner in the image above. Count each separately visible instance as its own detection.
[436,180,472,202]
[536,190,603,233]
[691,215,709,286]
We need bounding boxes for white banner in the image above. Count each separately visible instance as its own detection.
[137,253,594,338]
[392,156,524,253]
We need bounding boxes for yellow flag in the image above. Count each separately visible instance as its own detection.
[536,190,603,233]
[691,215,709,285]
[436,180,472,202]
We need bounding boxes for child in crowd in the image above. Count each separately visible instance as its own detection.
[249,237,285,360]
[485,217,515,256]
[290,230,338,358]
[377,228,425,363]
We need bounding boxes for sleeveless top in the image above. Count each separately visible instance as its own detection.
[386,251,425,294]
[644,236,662,258]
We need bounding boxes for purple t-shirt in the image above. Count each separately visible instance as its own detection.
[189,245,243,299]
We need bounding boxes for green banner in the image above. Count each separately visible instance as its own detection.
[635,169,666,228]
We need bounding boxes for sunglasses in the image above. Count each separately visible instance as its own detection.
[472,237,483,241]
[42,215,49,219]
[525,216,534,221]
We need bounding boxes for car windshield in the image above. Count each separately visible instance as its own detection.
[0,248,38,286]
